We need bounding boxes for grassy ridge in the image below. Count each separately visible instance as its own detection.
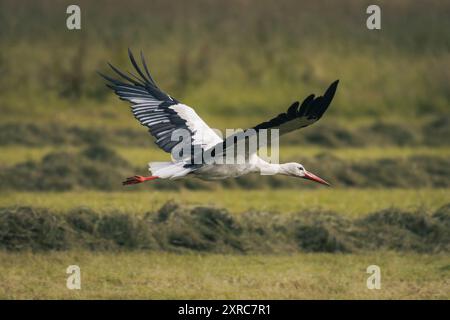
[1,202,449,253]
[1,117,449,148]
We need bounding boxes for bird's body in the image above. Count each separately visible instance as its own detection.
[101,50,338,186]
[192,154,267,180]
[145,154,263,180]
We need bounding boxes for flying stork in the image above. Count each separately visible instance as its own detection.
[100,50,339,187]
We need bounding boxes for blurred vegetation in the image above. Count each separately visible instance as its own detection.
[0,0,449,121]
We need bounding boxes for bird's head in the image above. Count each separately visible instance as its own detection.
[280,162,330,186]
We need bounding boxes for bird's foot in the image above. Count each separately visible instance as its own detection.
[122,175,158,186]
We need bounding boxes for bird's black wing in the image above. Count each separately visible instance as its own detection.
[252,80,339,135]
[193,80,339,165]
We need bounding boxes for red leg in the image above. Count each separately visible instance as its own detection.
[122,175,159,186]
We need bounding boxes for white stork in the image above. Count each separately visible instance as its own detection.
[100,50,338,187]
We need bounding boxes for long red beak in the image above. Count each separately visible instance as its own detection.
[302,171,331,186]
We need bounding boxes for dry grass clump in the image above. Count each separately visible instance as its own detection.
[0,202,448,253]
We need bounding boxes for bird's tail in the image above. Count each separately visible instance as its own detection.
[148,162,192,179]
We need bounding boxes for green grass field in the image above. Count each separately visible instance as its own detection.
[1,189,449,218]
[0,251,448,299]
[1,188,449,299]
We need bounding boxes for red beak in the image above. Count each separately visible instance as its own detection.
[302,171,330,186]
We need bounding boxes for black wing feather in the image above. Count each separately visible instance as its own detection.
[128,48,152,85]
[253,80,338,134]
[201,80,339,163]
[140,51,158,87]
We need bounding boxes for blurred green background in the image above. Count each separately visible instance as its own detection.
[0,0,449,299]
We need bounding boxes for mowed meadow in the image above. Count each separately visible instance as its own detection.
[0,0,449,299]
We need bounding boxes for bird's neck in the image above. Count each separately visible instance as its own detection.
[256,159,282,176]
